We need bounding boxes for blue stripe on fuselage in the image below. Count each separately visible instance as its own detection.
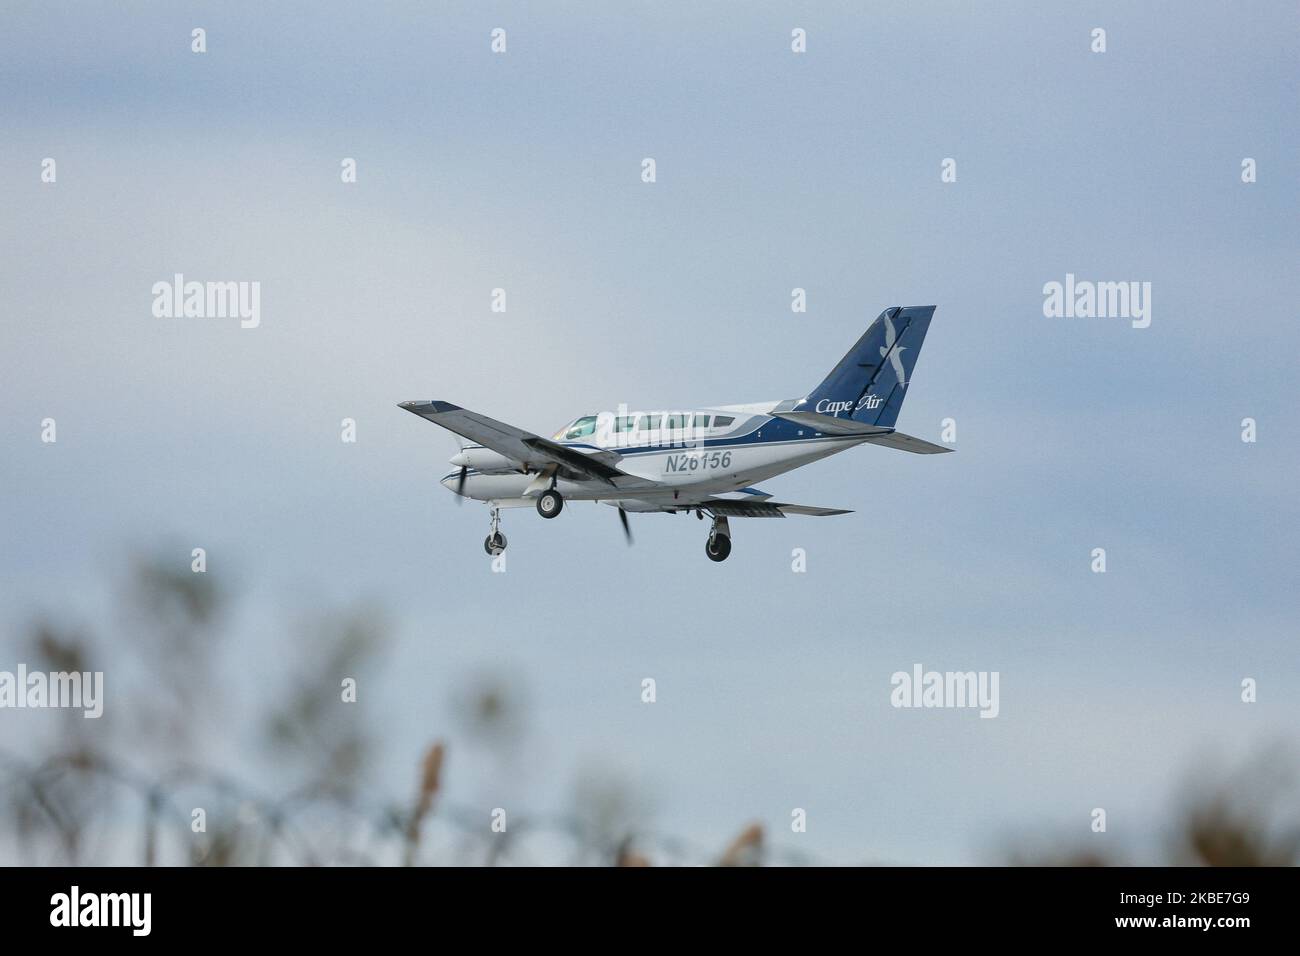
[453,417,864,468]
[583,415,854,457]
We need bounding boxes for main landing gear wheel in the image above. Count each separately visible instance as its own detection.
[536,489,564,519]
[705,534,731,562]
[705,514,731,562]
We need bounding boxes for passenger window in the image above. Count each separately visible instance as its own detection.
[713,416,734,428]
[664,414,686,430]
[614,416,635,432]
[692,414,712,428]
[638,414,661,431]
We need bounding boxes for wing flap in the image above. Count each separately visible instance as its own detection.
[704,499,852,518]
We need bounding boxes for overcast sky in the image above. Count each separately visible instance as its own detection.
[2,1,1297,863]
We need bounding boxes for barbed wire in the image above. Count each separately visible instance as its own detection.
[0,748,835,867]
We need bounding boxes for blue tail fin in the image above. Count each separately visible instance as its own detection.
[792,306,936,429]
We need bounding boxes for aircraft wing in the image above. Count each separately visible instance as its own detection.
[399,400,634,485]
[702,498,852,518]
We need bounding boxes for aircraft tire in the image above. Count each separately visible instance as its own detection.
[705,533,731,562]
[536,490,563,519]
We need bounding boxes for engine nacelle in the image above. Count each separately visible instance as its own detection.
[449,447,519,474]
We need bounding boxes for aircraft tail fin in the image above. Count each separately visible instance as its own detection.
[792,306,936,429]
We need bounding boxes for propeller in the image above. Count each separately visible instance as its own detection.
[618,507,633,545]
[447,436,468,505]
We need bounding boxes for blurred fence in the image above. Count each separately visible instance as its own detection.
[0,746,824,867]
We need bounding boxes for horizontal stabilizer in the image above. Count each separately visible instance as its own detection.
[862,431,953,455]
[772,411,951,453]
[711,487,774,501]
[770,411,893,436]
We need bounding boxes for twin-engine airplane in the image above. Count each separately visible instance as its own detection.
[400,305,950,562]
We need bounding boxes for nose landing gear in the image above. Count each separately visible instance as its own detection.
[705,515,731,562]
[483,506,507,556]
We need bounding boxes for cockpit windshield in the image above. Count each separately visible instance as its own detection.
[554,415,598,441]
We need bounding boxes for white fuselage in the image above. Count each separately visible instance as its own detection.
[442,402,866,509]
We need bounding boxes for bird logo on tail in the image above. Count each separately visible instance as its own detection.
[879,314,909,387]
